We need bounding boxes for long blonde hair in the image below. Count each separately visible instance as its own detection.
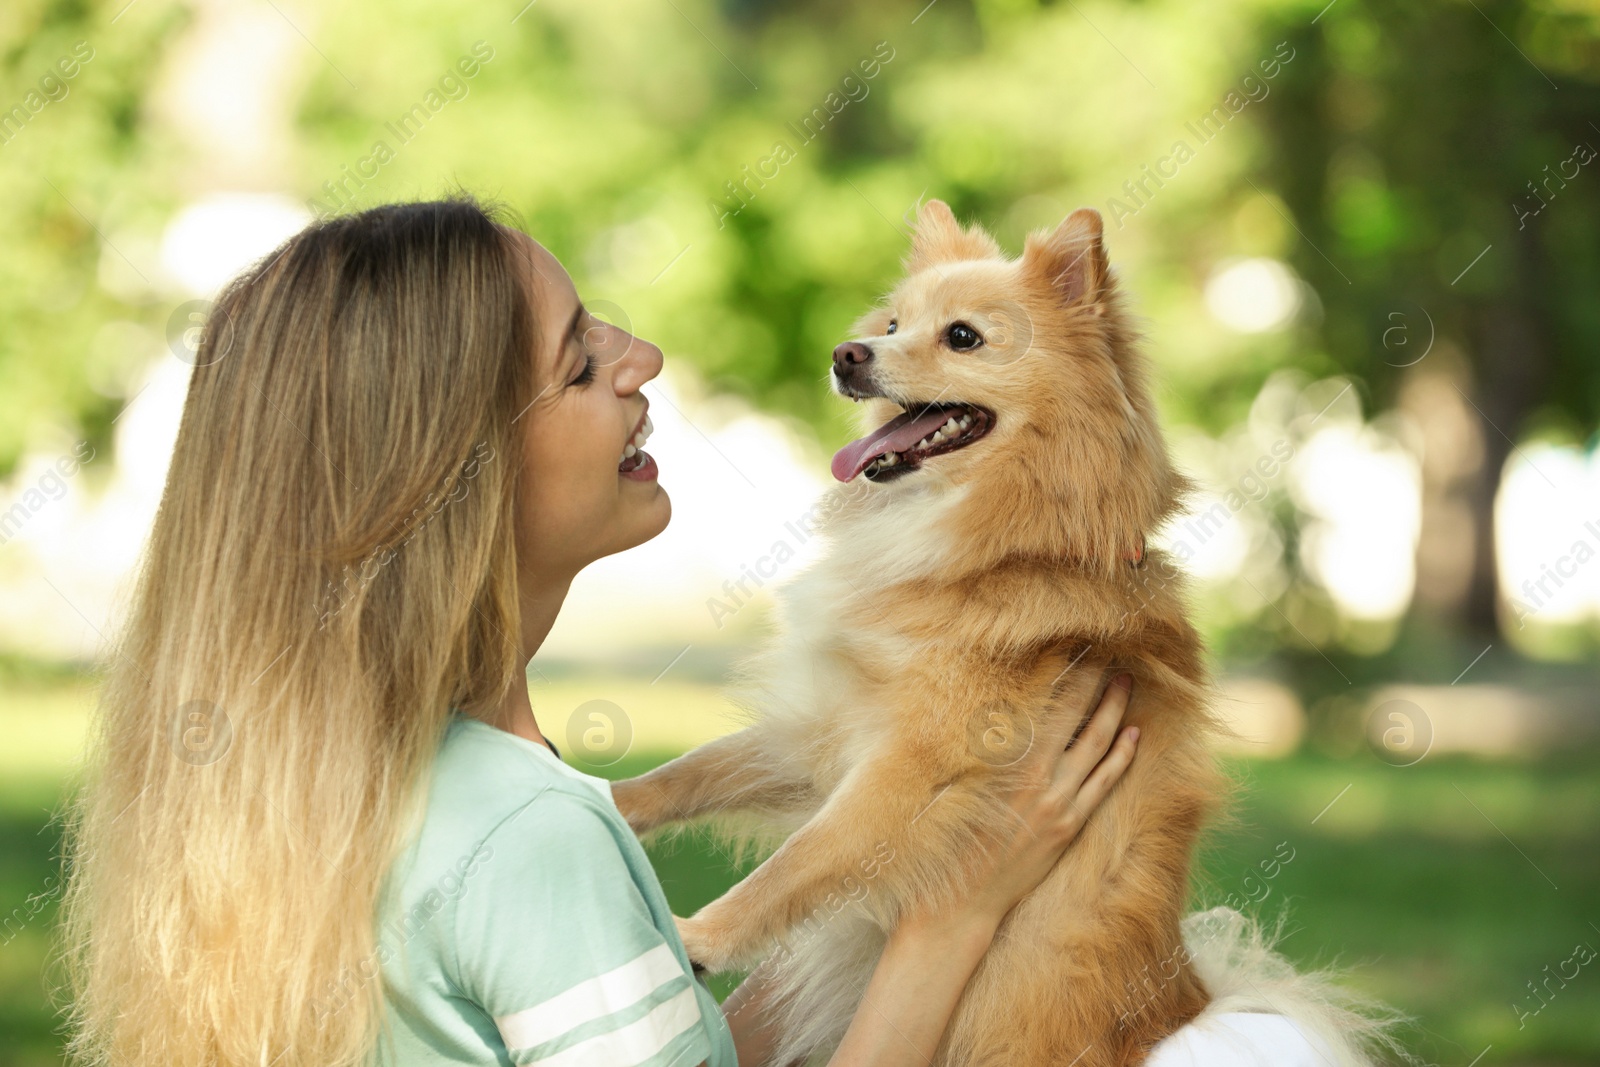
[58,196,537,1065]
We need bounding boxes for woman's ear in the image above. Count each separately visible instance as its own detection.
[1022,208,1110,315]
[904,198,1003,274]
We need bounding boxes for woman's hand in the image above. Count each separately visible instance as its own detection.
[903,673,1139,940]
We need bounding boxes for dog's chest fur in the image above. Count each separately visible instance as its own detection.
[730,488,972,784]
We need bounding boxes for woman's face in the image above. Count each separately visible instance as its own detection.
[507,231,670,582]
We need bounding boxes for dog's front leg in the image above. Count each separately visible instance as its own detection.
[611,726,820,836]
[675,659,1112,974]
[673,747,1001,974]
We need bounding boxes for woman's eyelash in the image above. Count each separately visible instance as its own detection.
[572,354,598,386]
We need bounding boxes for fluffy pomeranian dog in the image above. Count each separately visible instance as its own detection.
[613,201,1396,1067]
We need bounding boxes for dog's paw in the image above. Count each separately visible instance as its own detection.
[674,914,741,976]
[673,916,708,973]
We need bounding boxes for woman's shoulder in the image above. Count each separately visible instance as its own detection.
[392,716,626,892]
[432,715,615,820]
[378,720,723,1067]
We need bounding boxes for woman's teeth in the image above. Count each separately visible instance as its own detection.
[620,414,654,466]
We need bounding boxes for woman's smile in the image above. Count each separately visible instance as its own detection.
[620,408,657,480]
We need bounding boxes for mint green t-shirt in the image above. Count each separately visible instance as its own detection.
[374,714,738,1067]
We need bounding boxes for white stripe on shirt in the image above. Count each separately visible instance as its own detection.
[519,985,703,1067]
[494,942,687,1052]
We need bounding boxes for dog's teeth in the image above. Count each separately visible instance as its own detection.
[943,418,958,433]
[930,431,945,445]
[959,416,972,430]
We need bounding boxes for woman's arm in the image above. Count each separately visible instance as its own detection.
[718,962,790,1067]
[718,909,997,1067]
[722,675,1140,1067]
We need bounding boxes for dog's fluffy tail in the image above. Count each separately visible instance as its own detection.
[1179,907,1414,1067]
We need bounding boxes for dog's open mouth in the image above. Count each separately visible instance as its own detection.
[831,402,994,483]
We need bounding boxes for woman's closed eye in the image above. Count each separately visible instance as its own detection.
[571,353,598,386]
[568,306,600,386]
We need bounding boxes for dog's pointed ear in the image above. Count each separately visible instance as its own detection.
[905,199,1002,273]
[1023,208,1110,314]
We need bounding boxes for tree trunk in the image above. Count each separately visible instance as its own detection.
[1462,225,1551,637]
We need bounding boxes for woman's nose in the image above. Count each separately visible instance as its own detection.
[612,330,664,393]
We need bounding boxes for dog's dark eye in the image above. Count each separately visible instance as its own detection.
[946,322,982,351]
[886,320,897,335]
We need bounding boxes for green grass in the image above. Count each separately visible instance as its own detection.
[1188,756,1600,1065]
[4,682,1597,1066]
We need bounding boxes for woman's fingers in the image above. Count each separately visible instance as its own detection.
[1044,720,1139,843]
[1069,723,1140,812]
[1050,674,1133,794]
[945,675,1143,927]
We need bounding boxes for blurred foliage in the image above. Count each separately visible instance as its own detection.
[0,0,188,476]
[1256,0,1600,631]
[4,0,1597,660]
[5,0,1593,473]
[1261,0,1600,425]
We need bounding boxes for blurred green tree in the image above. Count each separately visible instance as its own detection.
[0,0,187,474]
[1255,0,1600,637]
[2,0,1596,650]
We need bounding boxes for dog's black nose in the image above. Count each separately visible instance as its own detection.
[832,341,873,382]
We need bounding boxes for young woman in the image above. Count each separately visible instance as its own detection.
[59,197,1140,1067]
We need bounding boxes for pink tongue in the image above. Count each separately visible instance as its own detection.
[831,407,953,482]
